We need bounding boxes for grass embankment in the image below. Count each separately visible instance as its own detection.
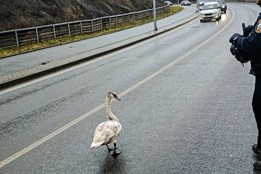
[0,6,182,58]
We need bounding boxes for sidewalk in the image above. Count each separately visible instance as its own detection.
[0,6,198,89]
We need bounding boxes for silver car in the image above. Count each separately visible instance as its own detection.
[181,1,192,6]
[200,2,221,22]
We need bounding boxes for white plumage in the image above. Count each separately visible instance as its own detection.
[91,91,122,156]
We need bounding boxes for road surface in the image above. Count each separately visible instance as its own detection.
[0,3,260,174]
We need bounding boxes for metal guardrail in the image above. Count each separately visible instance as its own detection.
[0,5,169,49]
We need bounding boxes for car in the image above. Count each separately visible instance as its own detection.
[200,2,221,22]
[198,1,205,10]
[217,0,227,13]
[164,1,174,6]
[180,0,192,6]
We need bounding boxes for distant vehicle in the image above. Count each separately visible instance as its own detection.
[164,1,174,6]
[200,0,227,13]
[180,0,192,6]
[200,2,221,22]
[198,1,205,10]
[217,0,227,13]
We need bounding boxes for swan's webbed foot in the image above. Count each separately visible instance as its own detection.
[111,150,121,158]
[109,143,121,158]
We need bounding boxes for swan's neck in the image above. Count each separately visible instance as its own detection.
[105,97,119,122]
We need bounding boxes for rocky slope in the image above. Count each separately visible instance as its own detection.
[0,0,165,31]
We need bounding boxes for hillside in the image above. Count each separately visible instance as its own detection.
[0,0,165,31]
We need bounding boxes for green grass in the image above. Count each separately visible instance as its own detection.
[0,6,183,58]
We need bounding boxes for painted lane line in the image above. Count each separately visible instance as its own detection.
[0,9,235,169]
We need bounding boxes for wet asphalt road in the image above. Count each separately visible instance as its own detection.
[1,3,261,174]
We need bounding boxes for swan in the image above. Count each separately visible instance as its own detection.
[90,91,122,156]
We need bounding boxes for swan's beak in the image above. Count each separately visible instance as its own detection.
[113,94,121,101]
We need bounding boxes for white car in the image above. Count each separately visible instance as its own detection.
[180,0,192,6]
[200,2,221,22]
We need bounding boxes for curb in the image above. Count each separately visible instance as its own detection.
[0,12,199,90]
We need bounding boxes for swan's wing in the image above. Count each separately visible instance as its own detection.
[103,121,122,136]
[91,121,120,148]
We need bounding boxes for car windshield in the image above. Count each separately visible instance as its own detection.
[217,0,225,4]
[202,4,218,10]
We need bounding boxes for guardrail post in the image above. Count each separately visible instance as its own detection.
[80,21,83,33]
[36,27,39,42]
[53,25,56,38]
[91,19,94,32]
[14,30,19,47]
[68,22,71,35]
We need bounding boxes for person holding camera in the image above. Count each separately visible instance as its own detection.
[229,0,261,170]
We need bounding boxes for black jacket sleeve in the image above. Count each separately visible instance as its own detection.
[237,30,261,54]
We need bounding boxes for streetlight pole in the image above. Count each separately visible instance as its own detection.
[153,0,157,31]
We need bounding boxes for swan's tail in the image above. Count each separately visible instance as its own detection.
[90,141,103,148]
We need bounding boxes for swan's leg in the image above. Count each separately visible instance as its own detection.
[106,144,118,152]
[106,144,113,151]
[111,143,121,157]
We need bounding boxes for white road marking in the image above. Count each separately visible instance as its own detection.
[0,10,235,169]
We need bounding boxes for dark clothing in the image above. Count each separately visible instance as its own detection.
[232,12,261,76]
[253,75,261,144]
[229,11,261,146]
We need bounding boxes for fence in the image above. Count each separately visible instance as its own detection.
[0,5,169,49]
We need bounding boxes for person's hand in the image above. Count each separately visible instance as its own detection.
[243,24,254,36]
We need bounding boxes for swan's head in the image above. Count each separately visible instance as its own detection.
[107,91,121,101]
